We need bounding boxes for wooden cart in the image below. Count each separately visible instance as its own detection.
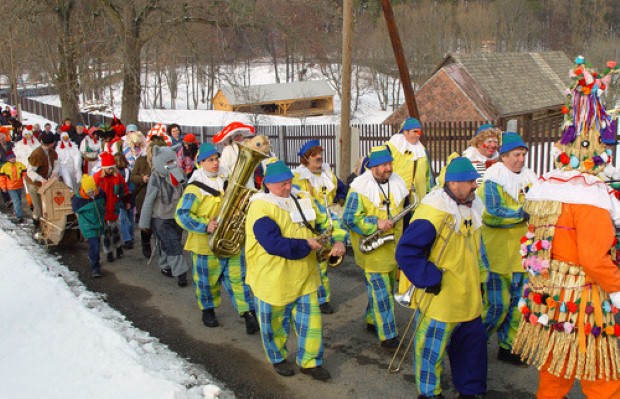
[34,178,80,247]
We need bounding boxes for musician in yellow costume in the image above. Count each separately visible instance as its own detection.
[478,132,538,366]
[175,143,259,334]
[343,145,408,350]
[512,57,620,399]
[245,160,346,381]
[396,157,487,399]
[293,139,348,315]
[386,117,434,297]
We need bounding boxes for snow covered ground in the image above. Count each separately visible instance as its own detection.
[0,205,226,398]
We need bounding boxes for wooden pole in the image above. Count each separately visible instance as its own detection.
[380,0,419,119]
[339,0,353,181]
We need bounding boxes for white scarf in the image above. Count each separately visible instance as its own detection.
[389,134,427,160]
[483,162,538,202]
[187,168,226,195]
[293,163,335,193]
[350,169,409,209]
[462,146,499,163]
[250,187,316,223]
[422,187,483,232]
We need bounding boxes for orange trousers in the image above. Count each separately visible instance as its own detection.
[537,357,620,399]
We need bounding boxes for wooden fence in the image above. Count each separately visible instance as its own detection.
[20,96,568,177]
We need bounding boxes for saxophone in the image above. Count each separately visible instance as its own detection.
[359,190,418,254]
[316,191,344,267]
[208,137,270,258]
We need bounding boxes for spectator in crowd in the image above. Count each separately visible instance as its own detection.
[72,174,106,278]
[93,152,130,263]
[73,122,88,147]
[0,151,27,223]
[32,123,42,140]
[177,133,198,178]
[55,131,82,192]
[167,124,183,146]
[0,133,15,207]
[26,133,59,226]
[60,118,77,140]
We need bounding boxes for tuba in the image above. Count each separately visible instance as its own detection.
[359,190,418,254]
[316,191,344,267]
[208,137,270,258]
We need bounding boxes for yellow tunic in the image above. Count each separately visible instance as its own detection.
[386,140,430,201]
[245,192,322,306]
[409,203,483,323]
[175,183,223,256]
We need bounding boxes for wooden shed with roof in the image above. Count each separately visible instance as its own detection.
[212,80,336,117]
[384,51,574,127]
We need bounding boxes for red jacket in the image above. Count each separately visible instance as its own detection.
[93,169,129,221]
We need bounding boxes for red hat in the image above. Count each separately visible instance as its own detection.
[100,152,115,169]
[183,133,197,143]
[212,122,254,144]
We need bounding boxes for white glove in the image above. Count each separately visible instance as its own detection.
[610,292,620,309]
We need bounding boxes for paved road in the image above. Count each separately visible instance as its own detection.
[5,200,579,399]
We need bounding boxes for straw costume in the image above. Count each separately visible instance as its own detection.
[511,56,620,399]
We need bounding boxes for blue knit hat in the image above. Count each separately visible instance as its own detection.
[126,124,138,132]
[298,139,321,157]
[500,132,527,155]
[399,117,422,133]
[196,143,219,163]
[445,157,480,182]
[264,160,294,183]
[367,145,393,168]
[475,123,493,136]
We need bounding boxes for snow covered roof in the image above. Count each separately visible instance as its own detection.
[219,80,335,106]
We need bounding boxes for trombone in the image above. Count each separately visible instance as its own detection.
[387,215,455,374]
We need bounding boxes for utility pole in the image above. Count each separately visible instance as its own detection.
[380,0,419,119]
[339,0,353,181]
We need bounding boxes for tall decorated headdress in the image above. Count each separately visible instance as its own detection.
[555,56,619,175]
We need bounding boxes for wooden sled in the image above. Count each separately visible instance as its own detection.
[34,178,80,247]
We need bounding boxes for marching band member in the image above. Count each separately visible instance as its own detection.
[292,139,347,314]
[213,121,255,188]
[462,124,501,182]
[478,132,537,366]
[245,160,346,381]
[386,117,433,201]
[175,143,259,334]
[512,57,620,399]
[343,145,408,350]
[395,157,487,399]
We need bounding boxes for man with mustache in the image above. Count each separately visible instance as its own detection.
[293,139,347,314]
[344,145,408,350]
[396,157,487,399]
[477,132,537,366]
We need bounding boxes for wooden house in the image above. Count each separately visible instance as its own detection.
[384,51,574,128]
[212,80,335,117]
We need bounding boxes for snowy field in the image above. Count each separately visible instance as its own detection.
[0,212,226,398]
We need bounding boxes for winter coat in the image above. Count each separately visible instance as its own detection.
[130,154,150,213]
[0,161,26,191]
[71,189,106,239]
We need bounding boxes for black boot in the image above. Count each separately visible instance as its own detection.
[242,311,260,334]
[116,246,124,259]
[177,272,188,287]
[497,347,527,367]
[141,230,152,259]
[202,309,218,328]
[107,252,115,263]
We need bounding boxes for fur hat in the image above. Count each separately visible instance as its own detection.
[213,122,255,144]
[100,152,115,169]
[554,56,619,175]
[40,133,55,144]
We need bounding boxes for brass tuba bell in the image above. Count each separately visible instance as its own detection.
[208,136,270,258]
